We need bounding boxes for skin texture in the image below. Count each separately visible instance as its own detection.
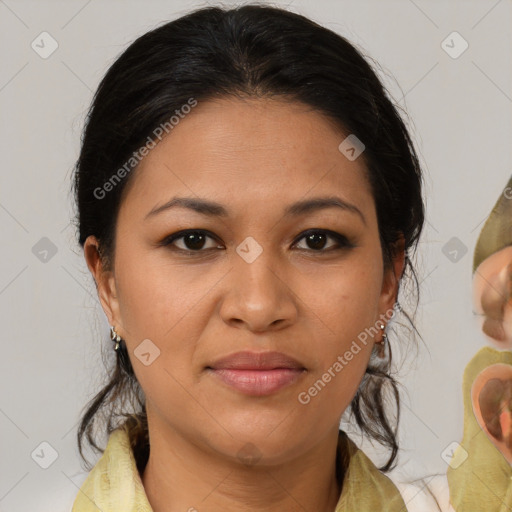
[473,246,512,348]
[84,97,405,512]
[472,364,512,464]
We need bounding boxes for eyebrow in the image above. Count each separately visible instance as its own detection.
[145,196,366,225]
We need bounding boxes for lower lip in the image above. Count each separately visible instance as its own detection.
[208,368,306,396]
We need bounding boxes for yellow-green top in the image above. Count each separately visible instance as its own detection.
[72,425,407,511]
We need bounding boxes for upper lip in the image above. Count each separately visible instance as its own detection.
[207,351,306,370]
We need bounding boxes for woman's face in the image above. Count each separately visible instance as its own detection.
[86,97,402,465]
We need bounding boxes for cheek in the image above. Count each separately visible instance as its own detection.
[113,256,212,408]
[294,260,382,409]
[302,258,383,342]
[113,245,220,384]
[115,244,211,333]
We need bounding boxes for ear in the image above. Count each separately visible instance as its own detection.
[83,235,122,332]
[378,235,406,315]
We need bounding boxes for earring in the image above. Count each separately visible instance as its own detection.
[110,325,122,351]
[377,323,388,358]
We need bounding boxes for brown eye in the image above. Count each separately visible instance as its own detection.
[305,233,328,250]
[163,230,222,252]
[181,232,208,250]
[294,230,352,252]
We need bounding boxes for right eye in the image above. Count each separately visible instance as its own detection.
[161,230,224,253]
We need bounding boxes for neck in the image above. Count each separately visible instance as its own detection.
[140,418,344,512]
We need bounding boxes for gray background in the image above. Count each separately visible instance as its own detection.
[1,0,511,510]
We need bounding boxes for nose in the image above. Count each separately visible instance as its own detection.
[219,251,298,333]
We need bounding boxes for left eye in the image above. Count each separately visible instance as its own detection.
[293,229,351,251]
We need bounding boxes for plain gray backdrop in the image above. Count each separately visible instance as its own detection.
[1,0,511,510]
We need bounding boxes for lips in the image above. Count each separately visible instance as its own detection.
[208,350,305,371]
[206,351,306,396]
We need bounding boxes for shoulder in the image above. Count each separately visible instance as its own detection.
[388,471,455,512]
[340,431,455,511]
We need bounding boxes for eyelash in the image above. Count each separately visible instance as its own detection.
[160,229,354,255]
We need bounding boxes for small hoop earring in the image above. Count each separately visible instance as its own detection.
[110,325,122,351]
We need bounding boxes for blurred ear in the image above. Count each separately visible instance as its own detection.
[83,235,122,329]
[379,235,406,314]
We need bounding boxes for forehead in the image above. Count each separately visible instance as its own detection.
[119,97,374,219]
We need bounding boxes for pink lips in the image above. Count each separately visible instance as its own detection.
[207,351,306,396]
